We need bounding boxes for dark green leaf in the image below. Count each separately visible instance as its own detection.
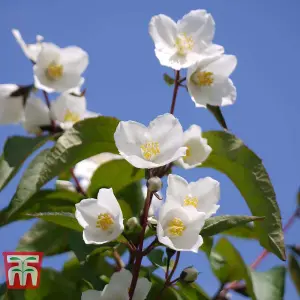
[210,238,256,299]
[202,131,285,260]
[0,135,51,192]
[147,249,165,267]
[207,104,228,130]
[176,282,210,300]
[200,236,213,257]
[288,245,300,258]
[17,220,70,256]
[201,215,263,237]
[0,282,25,300]
[26,212,82,232]
[163,73,175,86]
[9,257,21,260]
[221,223,259,240]
[250,266,286,299]
[88,159,144,197]
[288,254,300,295]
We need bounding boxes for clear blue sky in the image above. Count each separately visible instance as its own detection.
[0,0,299,299]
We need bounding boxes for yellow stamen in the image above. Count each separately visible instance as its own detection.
[184,196,198,208]
[192,71,214,87]
[63,109,81,123]
[96,213,114,230]
[175,33,194,56]
[168,217,186,237]
[46,62,64,80]
[184,146,191,158]
[141,141,160,161]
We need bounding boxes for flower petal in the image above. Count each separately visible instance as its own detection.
[166,174,188,205]
[206,55,237,78]
[221,79,237,106]
[35,43,61,68]
[133,277,152,300]
[189,177,220,218]
[97,188,122,216]
[60,47,89,74]
[74,159,98,180]
[81,290,102,300]
[149,14,177,52]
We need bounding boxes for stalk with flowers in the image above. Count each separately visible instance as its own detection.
[0,8,299,300]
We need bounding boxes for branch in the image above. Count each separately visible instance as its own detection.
[169,70,180,115]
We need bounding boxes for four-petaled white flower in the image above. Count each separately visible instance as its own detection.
[12,29,44,62]
[74,153,123,191]
[176,125,212,169]
[75,188,124,244]
[81,269,151,300]
[166,174,220,219]
[149,9,223,70]
[114,113,186,169]
[22,91,92,133]
[187,54,237,107]
[0,84,25,124]
[34,43,88,93]
[157,201,206,252]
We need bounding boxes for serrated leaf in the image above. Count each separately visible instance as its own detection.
[207,104,228,130]
[0,135,51,192]
[288,254,300,295]
[210,237,256,299]
[250,266,286,299]
[17,220,70,256]
[200,215,263,237]
[26,212,82,232]
[202,131,285,260]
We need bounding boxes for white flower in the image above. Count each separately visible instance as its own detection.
[56,180,76,192]
[75,188,124,245]
[176,125,211,169]
[12,29,44,62]
[0,84,24,124]
[187,54,237,107]
[74,153,123,191]
[157,201,205,252]
[22,92,93,133]
[114,113,186,169]
[81,269,151,300]
[149,10,223,70]
[142,185,162,217]
[166,174,220,219]
[34,43,88,93]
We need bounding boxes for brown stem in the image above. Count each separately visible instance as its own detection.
[70,168,87,197]
[128,188,153,299]
[113,249,125,271]
[42,90,56,130]
[142,237,158,256]
[169,70,180,115]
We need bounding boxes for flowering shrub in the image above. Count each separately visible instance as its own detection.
[0,8,299,300]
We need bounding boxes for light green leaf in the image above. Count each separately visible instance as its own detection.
[88,159,144,197]
[17,220,70,256]
[250,266,286,299]
[163,73,175,86]
[202,131,285,260]
[200,215,263,237]
[176,282,210,300]
[210,237,256,299]
[0,283,25,300]
[26,212,82,232]
[288,254,300,295]
[0,135,52,192]
[221,223,259,240]
[147,249,165,267]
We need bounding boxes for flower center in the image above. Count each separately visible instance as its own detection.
[191,71,214,87]
[141,141,160,161]
[183,195,198,208]
[63,109,81,123]
[175,33,194,56]
[168,217,186,237]
[183,146,191,160]
[96,213,114,230]
[46,62,64,80]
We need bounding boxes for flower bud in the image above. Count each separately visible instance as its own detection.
[56,180,76,192]
[147,177,162,192]
[180,266,199,283]
[126,217,140,231]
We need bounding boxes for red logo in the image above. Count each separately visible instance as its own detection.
[3,252,43,289]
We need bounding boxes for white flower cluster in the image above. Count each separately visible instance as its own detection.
[1,9,235,300]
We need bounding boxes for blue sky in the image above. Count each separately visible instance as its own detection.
[0,0,299,299]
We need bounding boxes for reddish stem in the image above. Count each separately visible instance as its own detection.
[70,168,87,196]
[169,70,180,115]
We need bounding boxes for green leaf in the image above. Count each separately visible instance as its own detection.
[207,104,228,130]
[202,131,285,260]
[221,223,259,240]
[176,282,210,300]
[88,159,144,197]
[0,135,51,192]
[210,237,256,299]
[1,149,50,224]
[24,257,37,261]
[288,245,300,258]
[26,212,82,232]
[25,268,80,300]
[24,268,35,272]
[9,257,21,260]
[288,254,300,295]
[0,283,25,300]
[17,220,70,256]
[37,116,119,189]
[250,266,286,299]
[163,73,175,86]
[200,236,213,257]
[147,249,165,267]
[200,215,263,237]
